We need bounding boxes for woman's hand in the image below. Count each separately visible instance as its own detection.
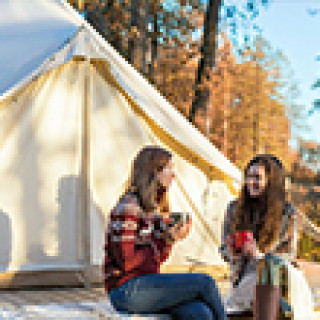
[226,234,261,260]
[167,218,192,242]
[226,235,241,260]
[242,237,260,259]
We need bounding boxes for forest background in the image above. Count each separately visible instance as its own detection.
[68,0,320,261]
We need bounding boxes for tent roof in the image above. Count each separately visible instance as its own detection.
[0,0,80,96]
[0,0,242,189]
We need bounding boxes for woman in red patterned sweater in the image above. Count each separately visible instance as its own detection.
[105,146,227,320]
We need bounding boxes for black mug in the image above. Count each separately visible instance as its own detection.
[168,212,190,227]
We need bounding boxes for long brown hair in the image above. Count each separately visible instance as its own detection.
[230,154,286,252]
[127,146,172,213]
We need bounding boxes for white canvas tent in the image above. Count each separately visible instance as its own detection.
[0,0,242,287]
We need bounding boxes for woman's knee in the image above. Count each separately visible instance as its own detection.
[258,254,287,286]
[191,273,217,288]
[171,301,213,320]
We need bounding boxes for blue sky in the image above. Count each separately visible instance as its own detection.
[257,0,320,143]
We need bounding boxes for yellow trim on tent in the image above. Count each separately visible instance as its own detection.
[121,92,222,246]
[91,58,238,196]
[0,56,238,196]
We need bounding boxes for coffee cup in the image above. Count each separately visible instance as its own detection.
[169,212,190,227]
[234,230,253,249]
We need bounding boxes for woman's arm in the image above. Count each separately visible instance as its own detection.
[109,198,150,273]
[220,201,236,263]
[155,216,192,263]
[267,204,298,258]
[154,238,173,263]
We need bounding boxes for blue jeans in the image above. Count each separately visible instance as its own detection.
[109,273,227,320]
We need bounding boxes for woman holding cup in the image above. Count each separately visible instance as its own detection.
[220,154,315,319]
[105,146,227,320]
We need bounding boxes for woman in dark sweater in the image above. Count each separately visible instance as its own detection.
[105,146,227,320]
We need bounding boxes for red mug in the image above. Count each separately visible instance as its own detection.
[230,230,253,250]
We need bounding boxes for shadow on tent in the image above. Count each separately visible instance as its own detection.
[0,175,105,289]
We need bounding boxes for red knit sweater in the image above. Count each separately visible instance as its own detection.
[104,193,172,292]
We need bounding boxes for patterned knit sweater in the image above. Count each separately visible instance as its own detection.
[104,193,172,292]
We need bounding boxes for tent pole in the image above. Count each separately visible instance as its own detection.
[81,37,91,289]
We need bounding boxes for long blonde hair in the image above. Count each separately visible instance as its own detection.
[127,146,172,213]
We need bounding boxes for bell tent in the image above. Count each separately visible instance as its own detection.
[0,0,241,287]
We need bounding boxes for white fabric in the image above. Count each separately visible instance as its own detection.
[224,268,256,312]
[288,263,316,320]
[0,52,235,271]
[0,0,242,187]
[0,61,83,270]
[0,0,80,97]
[89,67,230,265]
[0,0,240,271]
[93,43,242,187]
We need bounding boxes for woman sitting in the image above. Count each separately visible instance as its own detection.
[105,146,227,320]
[220,154,315,320]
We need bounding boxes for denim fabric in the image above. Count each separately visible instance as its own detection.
[170,301,213,320]
[109,273,227,320]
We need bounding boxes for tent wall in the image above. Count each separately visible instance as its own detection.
[0,0,241,287]
[0,57,236,278]
[89,63,235,266]
[0,61,85,272]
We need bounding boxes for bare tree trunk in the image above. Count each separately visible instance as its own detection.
[142,0,149,75]
[253,60,260,154]
[86,0,117,49]
[128,0,148,72]
[189,0,221,122]
[149,0,158,82]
